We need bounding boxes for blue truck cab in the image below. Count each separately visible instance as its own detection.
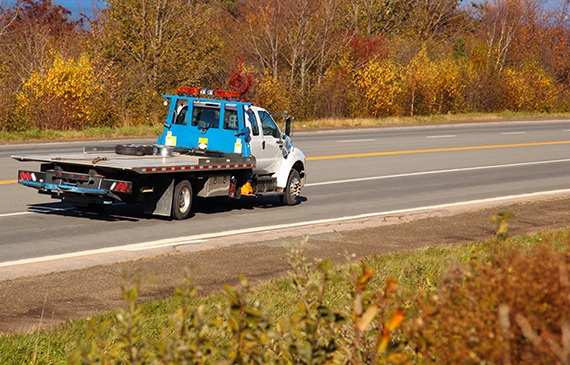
[158,89,251,157]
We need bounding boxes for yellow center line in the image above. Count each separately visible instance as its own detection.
[307,140,570,161]
[1,140,568,183]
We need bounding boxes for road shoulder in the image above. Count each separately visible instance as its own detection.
[1,196,570,334]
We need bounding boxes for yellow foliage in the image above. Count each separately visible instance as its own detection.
[432,56,469,114]
[17,53,104,130]
[501,62,557,113]
[401,48,438,116]
[251,74,289,113]
[399,49,468,116]
[352,50,470,118]
[355,58,402,117]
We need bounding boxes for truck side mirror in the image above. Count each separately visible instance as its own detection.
[285,116,292,137]
[235,127,251,143]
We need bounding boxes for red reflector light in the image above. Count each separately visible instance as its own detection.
[25,172,31,180]
[19,172,25,180]
[121,184,127,192]
[213,90,240,98]
[177,87,201,95]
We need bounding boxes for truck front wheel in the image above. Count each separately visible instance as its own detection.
[280,169,301,206]
[172,180,193,220]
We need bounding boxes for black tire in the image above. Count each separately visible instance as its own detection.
[115,144,154,156]
[280,169,301,206]
[172,180,193,220]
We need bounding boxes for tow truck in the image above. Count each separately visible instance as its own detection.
[12,87,306,219]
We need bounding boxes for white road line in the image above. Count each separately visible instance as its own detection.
[3,189,570,268]
[0,206,74,218]
[0,240,207,268]
[427,135,456,138]
[337,139,376,143]
[3,159,570,217]
[305,158,570,187]
[0,211,33,218]
[502,132,527,135]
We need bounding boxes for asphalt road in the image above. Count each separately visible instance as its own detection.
[2,120,570,265]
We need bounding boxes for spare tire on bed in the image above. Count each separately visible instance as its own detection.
[115,144,155,156]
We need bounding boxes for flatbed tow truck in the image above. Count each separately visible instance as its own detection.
[12,87,306,219]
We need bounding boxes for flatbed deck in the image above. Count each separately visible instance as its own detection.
[11,147,255,174]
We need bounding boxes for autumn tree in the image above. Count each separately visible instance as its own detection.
[474,0,526,74]
[0,0,85,130]
[0,0,84,79]
[342,0,415,36]
[16,53,111,130]
[96,0,220,124]
[406,0,466,41]
[227,0,359,117]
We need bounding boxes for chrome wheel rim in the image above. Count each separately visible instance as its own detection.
[289,176,301,199]
[178,187,191,214]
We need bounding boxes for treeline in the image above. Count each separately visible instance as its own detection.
[0,0,569,131]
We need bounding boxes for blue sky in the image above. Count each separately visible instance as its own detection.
[3,0,565,20]
[1,0,104,17]
[53,0,103,17]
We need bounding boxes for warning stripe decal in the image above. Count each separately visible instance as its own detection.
[142,163,254,173]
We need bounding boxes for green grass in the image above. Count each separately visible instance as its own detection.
[0,229,557,364]
[2,112,570,143]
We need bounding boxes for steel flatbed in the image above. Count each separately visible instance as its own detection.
[11,146,256,174]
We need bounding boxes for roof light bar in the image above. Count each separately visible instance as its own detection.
[178,87,241,98]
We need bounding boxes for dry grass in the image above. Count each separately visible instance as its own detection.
[0,125,163,144]
[3,112,570,143]
[296,112,570,130]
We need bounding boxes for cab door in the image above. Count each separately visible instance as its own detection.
[245,107,283,174]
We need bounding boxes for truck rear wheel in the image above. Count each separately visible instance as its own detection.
[280,169,301,206]
[172,180,192,220]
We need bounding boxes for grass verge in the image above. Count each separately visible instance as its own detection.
[294,111,570,130]
[2,112,570,143]
[0,228,566,364]
[0,125,163,143]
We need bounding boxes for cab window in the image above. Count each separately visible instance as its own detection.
[192,103,220,129]
[173,100,188,125]
[224,106,238,130]
[258,111,280,138]
[247,109,260,136]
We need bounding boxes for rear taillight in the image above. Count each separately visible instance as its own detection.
[110,182,131,193]
[19,171,37,182]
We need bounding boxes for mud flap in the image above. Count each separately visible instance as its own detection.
[144,178,174,217]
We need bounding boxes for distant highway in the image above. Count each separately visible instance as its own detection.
[2,120,570,265]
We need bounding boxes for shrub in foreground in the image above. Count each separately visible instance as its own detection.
[70,242,407,364]
[69,220,570,364]
[411,230,570,365]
